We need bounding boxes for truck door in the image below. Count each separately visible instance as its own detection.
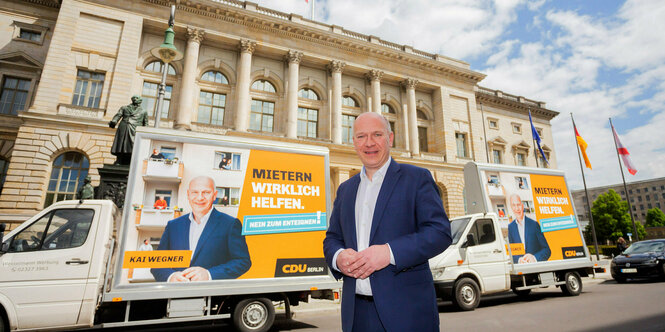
[465,218,508,293]
[0,207,98,330]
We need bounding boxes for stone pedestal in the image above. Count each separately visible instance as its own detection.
[96,164,130,209]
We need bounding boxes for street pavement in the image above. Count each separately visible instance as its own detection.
[108,258,665,331]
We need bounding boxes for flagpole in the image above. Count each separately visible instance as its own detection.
[572,114,599,260]
[529,110,540,168]
[609,117,639,241]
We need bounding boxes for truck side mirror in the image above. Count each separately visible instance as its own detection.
[465,233,476,247]
[0,223,5,243]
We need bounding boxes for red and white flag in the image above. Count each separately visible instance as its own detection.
[612,125,637,175]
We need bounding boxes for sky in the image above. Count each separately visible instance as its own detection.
[254,0,665,190]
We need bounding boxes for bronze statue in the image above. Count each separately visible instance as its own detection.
[109,95,148,165]
[77,175,94,201]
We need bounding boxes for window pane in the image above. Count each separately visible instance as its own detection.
[9,212,51,252]
[41,209,94,250]
[72,70,104,108]
[45,152,90,208]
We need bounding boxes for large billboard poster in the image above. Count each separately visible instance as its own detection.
[117,134,329,285]
[481,168,586,264]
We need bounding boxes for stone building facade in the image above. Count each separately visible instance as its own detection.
[0,0,558,227]
[572,177,665,224]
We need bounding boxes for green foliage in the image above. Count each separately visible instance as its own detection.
[587,245,621,257]
[586,189,646,242]
[645,208,665,227]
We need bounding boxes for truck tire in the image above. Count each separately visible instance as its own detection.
[452,277,480,311]
[232,298,275,332]
[561,271,582,296]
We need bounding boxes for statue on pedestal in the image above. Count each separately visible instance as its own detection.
[109,95,148,165]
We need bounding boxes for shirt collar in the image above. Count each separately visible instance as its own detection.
[360,157,391,182]
[189,207,214,225]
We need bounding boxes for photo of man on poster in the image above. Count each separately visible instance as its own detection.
[151,176,251,282]
[507,193,551,264]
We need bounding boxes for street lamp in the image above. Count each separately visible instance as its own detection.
[150,5,183,128]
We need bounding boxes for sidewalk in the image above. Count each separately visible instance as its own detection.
[286,258,615,316]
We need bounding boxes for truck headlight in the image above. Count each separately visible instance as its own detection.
[431,267,445,279]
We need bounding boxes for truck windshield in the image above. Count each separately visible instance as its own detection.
[450,217,471,245]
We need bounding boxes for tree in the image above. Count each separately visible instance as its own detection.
[645,208,665,227]
[586,189,646,242]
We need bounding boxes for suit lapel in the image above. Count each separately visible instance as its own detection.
[369,160,401,243]
[345,176,360,250]
[190,209,219,263]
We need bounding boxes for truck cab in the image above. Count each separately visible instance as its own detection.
[0,200,117,331]
[430,213,512,310]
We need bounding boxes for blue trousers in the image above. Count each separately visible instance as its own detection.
[352,295,386,332]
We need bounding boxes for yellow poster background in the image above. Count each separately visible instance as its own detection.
[237,150,327,279]
[530,174,585,261]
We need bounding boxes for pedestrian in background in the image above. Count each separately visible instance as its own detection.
[616,237,628,254]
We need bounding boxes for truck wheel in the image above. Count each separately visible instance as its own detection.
[561,272,582,296]
[512,288,531,297]
[452,277,480,311]
[232,298,275,332]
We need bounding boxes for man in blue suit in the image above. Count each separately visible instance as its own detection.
[507,193,550,264]
[323,113,452,332]
[151,176,251,282]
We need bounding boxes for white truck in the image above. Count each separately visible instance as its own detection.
[430,162,602,310]
[0,128,339,332]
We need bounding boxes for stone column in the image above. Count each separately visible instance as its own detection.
[402,78,419,155]
[365,69,383,113]
[175,27,205,130]
[285,50,303,138]
[327,60,345,144]
[234,39,256,132]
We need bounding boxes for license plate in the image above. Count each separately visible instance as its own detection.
[621,268,637,273]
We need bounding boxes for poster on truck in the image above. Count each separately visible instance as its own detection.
[117,132,330,285]
[477,165,586,264]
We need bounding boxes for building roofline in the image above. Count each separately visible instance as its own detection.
[143,0,486,84]
[571,177,665,193]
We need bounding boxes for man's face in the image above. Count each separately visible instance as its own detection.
[353,114,394,173]
[187,178,217,217]
[510,195,524,220]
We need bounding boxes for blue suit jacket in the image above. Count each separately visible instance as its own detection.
[323,160,452,332]
[151,209,251,281]
[507,216,551,263]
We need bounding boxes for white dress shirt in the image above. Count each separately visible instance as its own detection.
[167,208,213,282]
[516,216,526,247]
[189,208,212,255]
[332,157,395,296]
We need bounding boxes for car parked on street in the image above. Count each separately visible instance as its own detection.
[610,239,665,283]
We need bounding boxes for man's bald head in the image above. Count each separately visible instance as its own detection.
[187,176,217,221]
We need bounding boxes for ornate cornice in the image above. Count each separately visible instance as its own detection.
[401,78,419,89]
[365,69,383,82]
[476,87,558,120]
[238,39,256,54]
[186,27,205,43]
[327,60,346,74]
[142,0,485,84]
[284,50,303,64]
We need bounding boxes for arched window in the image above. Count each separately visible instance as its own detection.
[417,109,428,120]
[198,71,229,126]
[298,88,319,100]
[201,71,229,84]
[381,103,395,114]
[251,80,276,93]
[250,80,278,132]
[342,96,359,108]
[144,61,176,75]
[45,152,89,207]
[0,156,9,192]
